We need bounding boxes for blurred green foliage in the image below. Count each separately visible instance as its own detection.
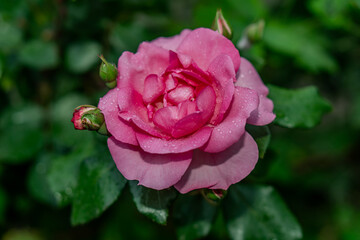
[0,0,359,239]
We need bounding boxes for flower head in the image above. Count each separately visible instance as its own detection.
[98,28,275,193]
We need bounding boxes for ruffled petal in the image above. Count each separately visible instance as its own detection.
[136,126,212,154]
[207,54,236,124]
[153,106,179,135]
[98,88,138,145]
[176,28,241,72]
[117,42,169,94]
[151,29,192,51]
[174,132,258,193]
[117,87,168,139]
[236,57,275,125]
[143,74,165,104]
[201,87,259,153]
[108,137,192,190]
[172,86,216,138]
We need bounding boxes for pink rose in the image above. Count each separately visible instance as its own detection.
[98,28,275,193]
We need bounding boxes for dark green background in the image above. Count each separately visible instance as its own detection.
[0,0,360,239]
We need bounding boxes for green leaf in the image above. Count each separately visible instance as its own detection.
[65,42,101,73]
[46,145,94,207]
[27,153,57,206]
[0,21,22,53]
[264,21,338,73]
[224,184,302,240]
[71,148,127,225]
[173,193,217,240]
[0,104,44,163]
[109,23,146,53]
[268,84,331,128]
[246,125,271,159]
[129,181,177,225]
[19,40,59,69]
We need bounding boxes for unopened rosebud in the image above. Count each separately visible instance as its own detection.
[99,55,117,89]
[237,19,265,50]
[201,189,227,205]
[212,9,232,39]
[71,105,109,135]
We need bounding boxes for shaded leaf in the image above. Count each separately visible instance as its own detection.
[0,21,22,53]
[246,125,271,159]
[19,40,58,69]
[65,42,101,73]
[71,148,127,225]
[46,145,94,207]
[27,153,57,206]
[129,181,177,225]
[224,184,302,240]
[0,104,44,163]
[268,84,331,128]
[264,21,338,73]
[173,193,217,240]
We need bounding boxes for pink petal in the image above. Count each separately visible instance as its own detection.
[201,87,259,153]
[151,29,192,51]
[174,132,258,193]
[176,28,241,72]
[117,87,168,139]
[171,86,216,138]
[98,88,138,145]
[236,57,275,125]
[136,126,212,154]
[172,112,204,138]
[153,106,179,135]
[143,74,165,104]
[196,85,216,121]
[178,100,197,118]
[167,85,194,104]
[117,42,169,94]
[108,137,192,190]
[207,54,236,124]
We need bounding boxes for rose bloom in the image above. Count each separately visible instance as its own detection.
[98,28,275,193]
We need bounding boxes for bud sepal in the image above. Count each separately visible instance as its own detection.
[99,55,118,89]
[71,105,109,135]
[201,189,227,205]
[212,9,233,39]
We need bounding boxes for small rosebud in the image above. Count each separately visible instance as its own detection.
[71,105,109,135]
[99,55,118,88]
[212,9,233,39]
[201,189,227,205]
[237,19,265,50]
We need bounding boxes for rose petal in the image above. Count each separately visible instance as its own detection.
[207,54,236,124]
[151,29,192,51]
[136,126,212,154]
[98,88,138,145]
[117,87,168,139]
[178,100,197,118]
[236,57,276,125]
[171,86,216,138]
[167,85,194,105]
[117,42,169,94]
[176,28,241,72]
[108,137,192,190]
[174,132,258,193]
[143,74,165,104]
[201,87,259,153]
[153,106,179,135]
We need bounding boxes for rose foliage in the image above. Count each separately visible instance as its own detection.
[98,28,275,193]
